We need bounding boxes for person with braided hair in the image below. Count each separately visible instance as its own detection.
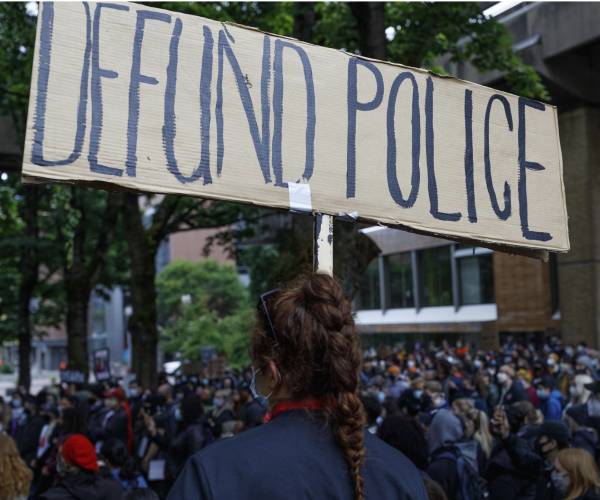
[168,272,427,500]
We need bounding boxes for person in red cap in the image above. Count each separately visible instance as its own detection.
[96,387,134,454]
[40,434,124,499]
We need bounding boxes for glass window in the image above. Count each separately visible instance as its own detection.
[419,247,452,306]
[458,253,494,305]
[355,259,380,310]
[387,253,414,308]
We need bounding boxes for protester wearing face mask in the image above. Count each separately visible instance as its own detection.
[127,380,143,421]
[210,389,237,438]
[237,383,266,431]
[518,369,540,409]
[168,273,427,500]
[15,394,46,467]
[497,365,528,405]
[398,378,431,417]
[537,377,564,421]
[40,434,123,500]
[565,404,599,461]
[534,421,572,500]
[97,388,133,454]
[554,448,600,500]
[168,394,210,476]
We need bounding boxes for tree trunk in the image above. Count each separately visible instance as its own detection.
[62,189,122,378]
[349,2,387,60]
[64,188,91,377]
[65,279,91,376]
[293,2,316,42]
[123,193,159,389]
[17,185,39,391]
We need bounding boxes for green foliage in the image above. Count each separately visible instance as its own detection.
[157,2,294,36]
[0,363,14,374]
[384,2,548,100]
[157,260,253,367]
[0,2,35,135]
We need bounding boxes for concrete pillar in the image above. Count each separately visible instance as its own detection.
[557,107,600,346]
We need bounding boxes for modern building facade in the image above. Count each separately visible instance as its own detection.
[354,228,559,348]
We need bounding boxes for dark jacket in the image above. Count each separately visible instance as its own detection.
[16,412,46,464]
[502,381,529,405]
[427,446,459,500]
[97,407,128,446]
[239,400,266,429]
[41,471,124,500]
[577,489,600,500]
[572,428,598,461]
[486,434,543,500]
[168,409,427,500]
[540,390,564,421]
[170,420,208,474]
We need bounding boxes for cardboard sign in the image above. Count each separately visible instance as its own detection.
[22,2,569,253]
[59,369,85,384]
[93,348,111,381]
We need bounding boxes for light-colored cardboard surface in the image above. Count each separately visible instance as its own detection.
[22,2,569,253]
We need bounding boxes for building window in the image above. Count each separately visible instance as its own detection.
[419,246,452,306]
[387,253,414,308]
[355,259,380,310]
[455,247,494,305]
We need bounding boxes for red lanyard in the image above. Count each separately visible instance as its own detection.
[264,398,332,423]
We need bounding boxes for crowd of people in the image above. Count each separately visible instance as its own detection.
[3,333,600,499]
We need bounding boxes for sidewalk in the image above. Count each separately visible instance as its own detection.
[0,370,59,398]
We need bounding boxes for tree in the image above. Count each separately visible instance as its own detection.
[122,193,251,388]
[0,3,41,389]
[51,187,123,376]
[157,260,253,368]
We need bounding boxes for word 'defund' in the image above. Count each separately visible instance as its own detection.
[22,2,569,252]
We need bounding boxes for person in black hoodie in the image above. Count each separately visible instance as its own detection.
[15,394,46,466]
[41,433,124,500]
[485,405,543,500]
[169,394,210,475]
[534,420,572,500]
[566,404,599,463]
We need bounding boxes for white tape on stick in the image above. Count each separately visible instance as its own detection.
[288,182,312,212]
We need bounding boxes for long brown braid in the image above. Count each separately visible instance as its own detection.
[251,273,367,500]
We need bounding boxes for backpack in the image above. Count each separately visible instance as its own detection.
[434,446,488,500]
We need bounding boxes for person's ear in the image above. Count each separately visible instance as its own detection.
[266,360,281,390]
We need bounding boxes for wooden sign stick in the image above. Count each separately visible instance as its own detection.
[314,213,334,276]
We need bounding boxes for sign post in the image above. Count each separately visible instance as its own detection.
[314,214,334,275]
[22,2,569,256]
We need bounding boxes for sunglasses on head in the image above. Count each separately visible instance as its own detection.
[257,289,280,342]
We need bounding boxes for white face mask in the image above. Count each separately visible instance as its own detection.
[250,367,272,406]
[497,372,509,385]
[551,470,569,493]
